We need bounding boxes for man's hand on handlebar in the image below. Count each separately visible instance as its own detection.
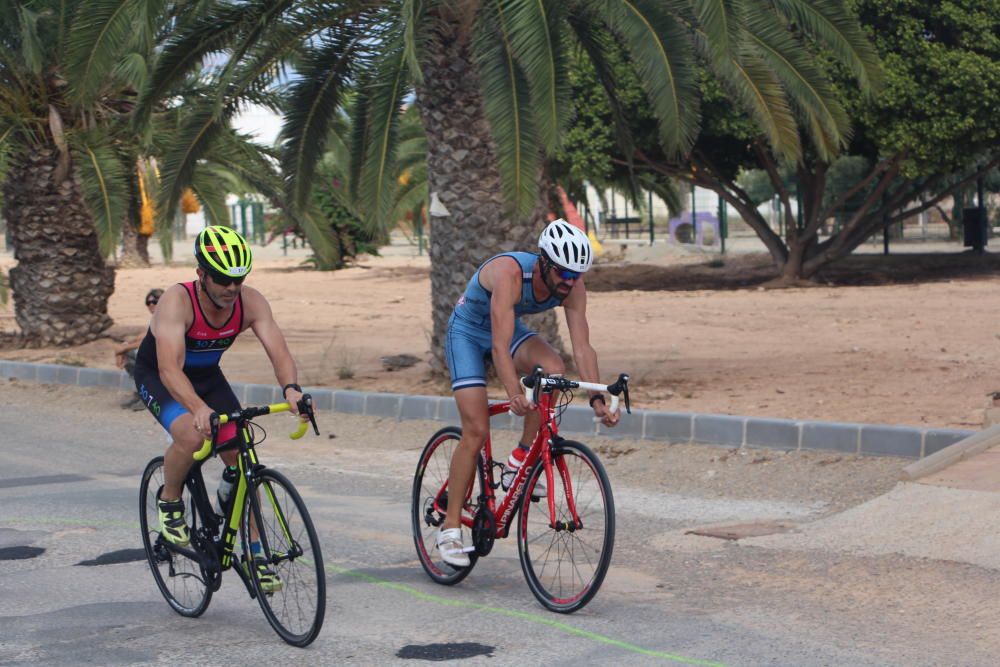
[592,398,620,427]
[283,386,304,416]
[509,393,535,416]
[193,405,215,438]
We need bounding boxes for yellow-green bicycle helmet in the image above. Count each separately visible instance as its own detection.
[194,226,253,278]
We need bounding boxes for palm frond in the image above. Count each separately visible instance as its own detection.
[299,203,343,270]
[155,102,231,226]
[565,13,635,168]
[16,5,46,77]
[768,0,883,92]
[72,130,129,258]
[496,0,569,152]
[134,0,295,128]
[596,0,701,157]
[203,129,285,206]
[188,165,233,226]
[281,27,363,212]
[474,4,541,219]
[113,51,149,92]
[65,0,143,105]
[692,0,737,59]
[354,36,410,231]
[402,0,426,84]
[740,1,849,158]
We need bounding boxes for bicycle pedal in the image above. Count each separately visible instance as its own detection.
[460,546,476,553]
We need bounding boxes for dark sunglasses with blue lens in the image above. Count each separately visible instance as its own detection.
[554,266,580,280]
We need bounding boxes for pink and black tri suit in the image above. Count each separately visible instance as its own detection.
[133,281,243,439]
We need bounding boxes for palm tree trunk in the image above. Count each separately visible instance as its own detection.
[119,218,146,267]
[2,148,114,345]
[417,24,562,375]
[119,176,147,267]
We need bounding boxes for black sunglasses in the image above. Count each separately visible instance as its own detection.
[208,272,245,287]
[145,299,159,306]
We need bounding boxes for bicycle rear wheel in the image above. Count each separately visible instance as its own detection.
[517,440,615,613]
[139,456,212,617]
[242,468,325,647]
[411,426,479,584]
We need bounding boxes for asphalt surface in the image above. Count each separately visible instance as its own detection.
[2,384,998,666]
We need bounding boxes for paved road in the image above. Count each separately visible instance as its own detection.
[2,384,998,666]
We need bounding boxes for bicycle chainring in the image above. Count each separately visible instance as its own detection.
[471,506,496,557]
[193,532,222,591]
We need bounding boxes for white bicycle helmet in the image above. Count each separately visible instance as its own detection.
[538,219,593,273]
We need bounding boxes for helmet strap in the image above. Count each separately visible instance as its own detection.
[537,255,559,298]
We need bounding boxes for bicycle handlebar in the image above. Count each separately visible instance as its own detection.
[519,366,631,416]
[193,394,319,461]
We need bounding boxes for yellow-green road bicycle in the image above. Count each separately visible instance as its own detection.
[139,397,325,646]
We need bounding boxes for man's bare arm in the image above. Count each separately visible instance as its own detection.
[482,257,525,400]
[243,287,301,412]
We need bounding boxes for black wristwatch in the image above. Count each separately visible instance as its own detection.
[283,383,302,398]
[589,394,606,408]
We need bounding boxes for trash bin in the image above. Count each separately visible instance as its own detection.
[963,207,987,252]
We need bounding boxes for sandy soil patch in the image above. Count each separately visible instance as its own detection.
[3,242,1000,429]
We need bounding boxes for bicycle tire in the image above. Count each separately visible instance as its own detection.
[411,426,479,585]
[241,468,325,647]
[517,440,615,613]
[139,456,212,617]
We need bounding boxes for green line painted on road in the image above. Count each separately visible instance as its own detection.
[327,564,727,667]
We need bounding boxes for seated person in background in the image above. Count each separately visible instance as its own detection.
[116,288,162,409]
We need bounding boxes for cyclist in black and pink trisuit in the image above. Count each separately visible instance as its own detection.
[134,226,304,582]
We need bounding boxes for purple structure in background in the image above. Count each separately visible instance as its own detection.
[668,211,719,247]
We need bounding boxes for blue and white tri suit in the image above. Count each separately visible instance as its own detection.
[445,251,562,391]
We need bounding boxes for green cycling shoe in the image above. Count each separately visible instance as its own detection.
[156,491,191,547]
[253,557,283,593]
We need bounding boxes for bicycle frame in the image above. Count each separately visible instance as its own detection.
[159,401,313,591]
[455,388,574,539]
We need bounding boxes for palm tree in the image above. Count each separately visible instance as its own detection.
[0,1,284,344]
[138,0,880,369]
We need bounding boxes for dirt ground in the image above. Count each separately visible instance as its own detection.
[3,241,1000,430]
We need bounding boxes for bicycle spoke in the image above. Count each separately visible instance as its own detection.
[518,441,615,613]
[243,469,325,647]
[412,427,479,584]
[139,457,212,617]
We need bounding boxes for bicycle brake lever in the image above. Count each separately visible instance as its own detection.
[299,394,320,435]
[209,412,220,442]
[607,373,631,414]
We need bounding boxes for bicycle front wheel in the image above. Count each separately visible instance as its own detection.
[517,440,615,613]
[139,456,212,617]
[411,426,479,584]
[241,468,325,647]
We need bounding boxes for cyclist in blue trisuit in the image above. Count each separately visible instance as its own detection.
[437,219,621,566]
[134,226,304,589]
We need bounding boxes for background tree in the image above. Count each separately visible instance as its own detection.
[0,1,131,344]
[580,0,1000,282]
[138,0,879,370]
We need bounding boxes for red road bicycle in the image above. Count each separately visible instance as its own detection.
[411,367,631,613]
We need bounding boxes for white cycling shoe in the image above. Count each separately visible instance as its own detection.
[501,465,547,498]
[436,527,471,568]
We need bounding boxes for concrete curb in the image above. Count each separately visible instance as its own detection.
[0,360,973,459]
